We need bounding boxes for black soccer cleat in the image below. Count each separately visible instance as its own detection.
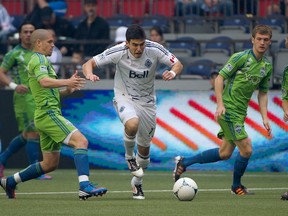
[281,191,288,200]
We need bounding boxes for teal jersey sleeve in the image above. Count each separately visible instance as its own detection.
[28,52,60,110]
[218,49,272,119]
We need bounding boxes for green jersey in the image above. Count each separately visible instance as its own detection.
[0,44,36,132]
[281,66,288,100]
[1,44,33,86]
[219,49,272,121]
[28,52,61,112]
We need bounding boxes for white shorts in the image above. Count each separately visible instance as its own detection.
[113,96,156,147]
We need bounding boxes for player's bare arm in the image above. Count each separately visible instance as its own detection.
[82,58,100,82]
[282,100,288,122]
[39,71,86,90]
[258,91,272,135]
[214,74,225,118]
[162,61,183,81]
[0,68,28,94]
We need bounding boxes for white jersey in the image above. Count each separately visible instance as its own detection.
[93,40,178,106]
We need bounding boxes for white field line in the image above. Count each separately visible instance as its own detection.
[1,187,288,196]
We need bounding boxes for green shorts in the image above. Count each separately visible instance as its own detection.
[34,109,77,152]
[14,93,37,132]
[217,115,248,143]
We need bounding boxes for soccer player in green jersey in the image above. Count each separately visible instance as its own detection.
[0,21,52,180]
[280,35,288,201]
[0,29,107,200]
[173,24,273,195]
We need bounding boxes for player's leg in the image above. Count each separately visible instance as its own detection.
[173,138,234,181]
[0,130,60,199]
[24,130,53,180]
[173,117,236,181]
[67,129,107,200]
[130,105,155,199]
[231,137,254,195]
[113,97,143,177]
[0,134,26,177]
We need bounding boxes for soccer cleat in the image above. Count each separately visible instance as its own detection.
[0,164,4,178]
[231,185,254,195]
[281,191,288,200]
[131,179,145,200]
[36,174,53,180]
[173,156,186,182]
[126,158,144,177]
[0,177,16,199]
[78,183,107,200]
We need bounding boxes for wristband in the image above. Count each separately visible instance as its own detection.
[169,70,176,78]
[9,82,18,90]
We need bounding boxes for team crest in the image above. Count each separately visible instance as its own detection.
[99,53,105,60]
[145,59,152,68]
[119,106,125,113]
[234,124,242,134]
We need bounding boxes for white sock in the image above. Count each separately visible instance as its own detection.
[124,132,135,160]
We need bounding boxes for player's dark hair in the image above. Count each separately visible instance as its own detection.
[84,0,97,5]
[18,21,36,33]
[150,26,163,38]
[126,24,146,42]
[252,24,272,39]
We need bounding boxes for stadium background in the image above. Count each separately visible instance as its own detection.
[1,88,287,172]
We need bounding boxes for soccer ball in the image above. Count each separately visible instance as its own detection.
[173,177,198,201]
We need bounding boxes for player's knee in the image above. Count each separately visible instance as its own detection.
[219,151,232,160]
[136,152,150,169]
[125,118,139,135]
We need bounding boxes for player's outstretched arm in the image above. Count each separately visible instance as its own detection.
[82,58,100,82]
[162,61,183,81]
[39,70,86,91]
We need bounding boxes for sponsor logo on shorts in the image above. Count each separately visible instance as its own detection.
[119,106,125,113]
[65,119,73,126]
[234,124,242,134]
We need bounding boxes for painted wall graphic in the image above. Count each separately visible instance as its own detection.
[60,90,288,172]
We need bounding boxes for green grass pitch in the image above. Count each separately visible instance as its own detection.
[1,169,287,216]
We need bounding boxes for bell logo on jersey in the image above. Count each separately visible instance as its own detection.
[129,70,149,78]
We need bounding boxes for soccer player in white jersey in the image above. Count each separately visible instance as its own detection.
[82,24,183,199]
